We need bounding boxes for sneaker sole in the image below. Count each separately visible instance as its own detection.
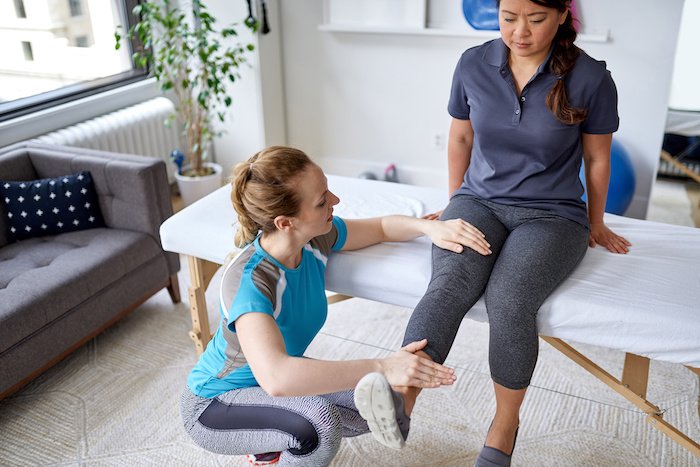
[354,372,405,450]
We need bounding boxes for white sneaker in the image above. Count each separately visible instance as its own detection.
[354,372,410,450]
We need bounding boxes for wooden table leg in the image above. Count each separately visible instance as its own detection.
[186,256,220,355]
[622,353,650,398]
[541,337,700,456]
[660,150,700,184]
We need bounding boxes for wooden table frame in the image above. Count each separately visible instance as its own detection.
[660,150,700,184]
[184,255,700,457]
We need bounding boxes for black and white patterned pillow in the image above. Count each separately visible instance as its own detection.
[0,171,104,242]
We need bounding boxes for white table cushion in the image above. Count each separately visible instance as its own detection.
[160,175,700,367]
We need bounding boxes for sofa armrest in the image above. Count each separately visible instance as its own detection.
[2,142,173,249]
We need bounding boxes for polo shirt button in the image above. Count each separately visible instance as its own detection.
[521,96,526,102]
[515,109,521,115]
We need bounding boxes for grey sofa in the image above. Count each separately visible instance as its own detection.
[0,142,180,398]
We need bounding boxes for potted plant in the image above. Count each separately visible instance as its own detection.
[115,0,257,205]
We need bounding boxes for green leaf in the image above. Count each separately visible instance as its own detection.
[197,91,209,107]
[224,96,232,106]
[221,28,238,37]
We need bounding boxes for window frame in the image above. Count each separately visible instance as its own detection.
[0,0,148,123]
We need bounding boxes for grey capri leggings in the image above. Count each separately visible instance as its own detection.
[181,386,368,466]
[403,195,589,390]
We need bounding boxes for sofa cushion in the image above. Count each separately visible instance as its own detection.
[0,227,163,354]
[0,148,39,249]
[0,171,104,242]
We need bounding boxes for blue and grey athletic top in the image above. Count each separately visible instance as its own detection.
[187,216,348,398]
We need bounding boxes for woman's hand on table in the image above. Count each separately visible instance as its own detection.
[589,223,631,254]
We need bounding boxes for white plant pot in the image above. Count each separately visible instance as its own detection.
[174,162,224,206]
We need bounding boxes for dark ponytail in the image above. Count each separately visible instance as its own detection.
[541,1,587,124]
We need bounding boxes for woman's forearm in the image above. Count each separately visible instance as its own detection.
[584,158,610,224]
[378,215,435,242]
[447,118,473,194]
[262,356,382,397]
[448,138,470,194]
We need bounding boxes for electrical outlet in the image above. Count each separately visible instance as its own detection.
[432,132,446,150]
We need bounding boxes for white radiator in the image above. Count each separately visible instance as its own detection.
[34,97,181,183]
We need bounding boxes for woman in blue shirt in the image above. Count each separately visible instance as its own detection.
[357,1,632,466]
[180,146,489,466]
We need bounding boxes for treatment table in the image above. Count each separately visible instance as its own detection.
[159,175,700,456]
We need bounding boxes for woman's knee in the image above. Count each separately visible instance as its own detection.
[281,398,343,465]
[484,286,540,325]
[295,397,343,450]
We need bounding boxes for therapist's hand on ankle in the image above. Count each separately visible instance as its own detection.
[423,218,491,255]
[379,339,457,388]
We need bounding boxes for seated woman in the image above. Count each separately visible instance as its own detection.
[180,146,489,466]
[354,1,630,466]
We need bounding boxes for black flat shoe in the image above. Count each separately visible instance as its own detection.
[474,426,519,467]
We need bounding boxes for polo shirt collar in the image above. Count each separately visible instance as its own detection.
[483,38,555,77]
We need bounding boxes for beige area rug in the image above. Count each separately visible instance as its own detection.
[0,181,699,467]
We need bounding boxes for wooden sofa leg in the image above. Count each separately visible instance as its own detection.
[167,274,181,303]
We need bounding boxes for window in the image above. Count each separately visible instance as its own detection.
[68,0,83,17]
[74,35,89,47]
[21,41,33,61]
[0,0,145,122]
[14,0,27,18]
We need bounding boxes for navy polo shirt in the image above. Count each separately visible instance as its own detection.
[448,39,619,227]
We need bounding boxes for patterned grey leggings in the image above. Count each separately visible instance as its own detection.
[403,195,589,389]
[181,386,368,466]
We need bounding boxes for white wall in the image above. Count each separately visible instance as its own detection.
[669,0,700,111]
[206,0,286,175]
[276,0,685,219]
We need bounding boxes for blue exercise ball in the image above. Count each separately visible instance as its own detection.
[579,139,636,215]
[462,0,499,31]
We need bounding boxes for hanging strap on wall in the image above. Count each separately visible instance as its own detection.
[260,0,270,34]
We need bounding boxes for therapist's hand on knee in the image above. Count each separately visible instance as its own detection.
[379,339,457,388]
[424,218,492,255]
[422,210,443,220]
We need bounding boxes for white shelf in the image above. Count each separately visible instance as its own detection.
[318,24,610,44]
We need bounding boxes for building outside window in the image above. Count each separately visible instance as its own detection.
[0,0,144,121]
